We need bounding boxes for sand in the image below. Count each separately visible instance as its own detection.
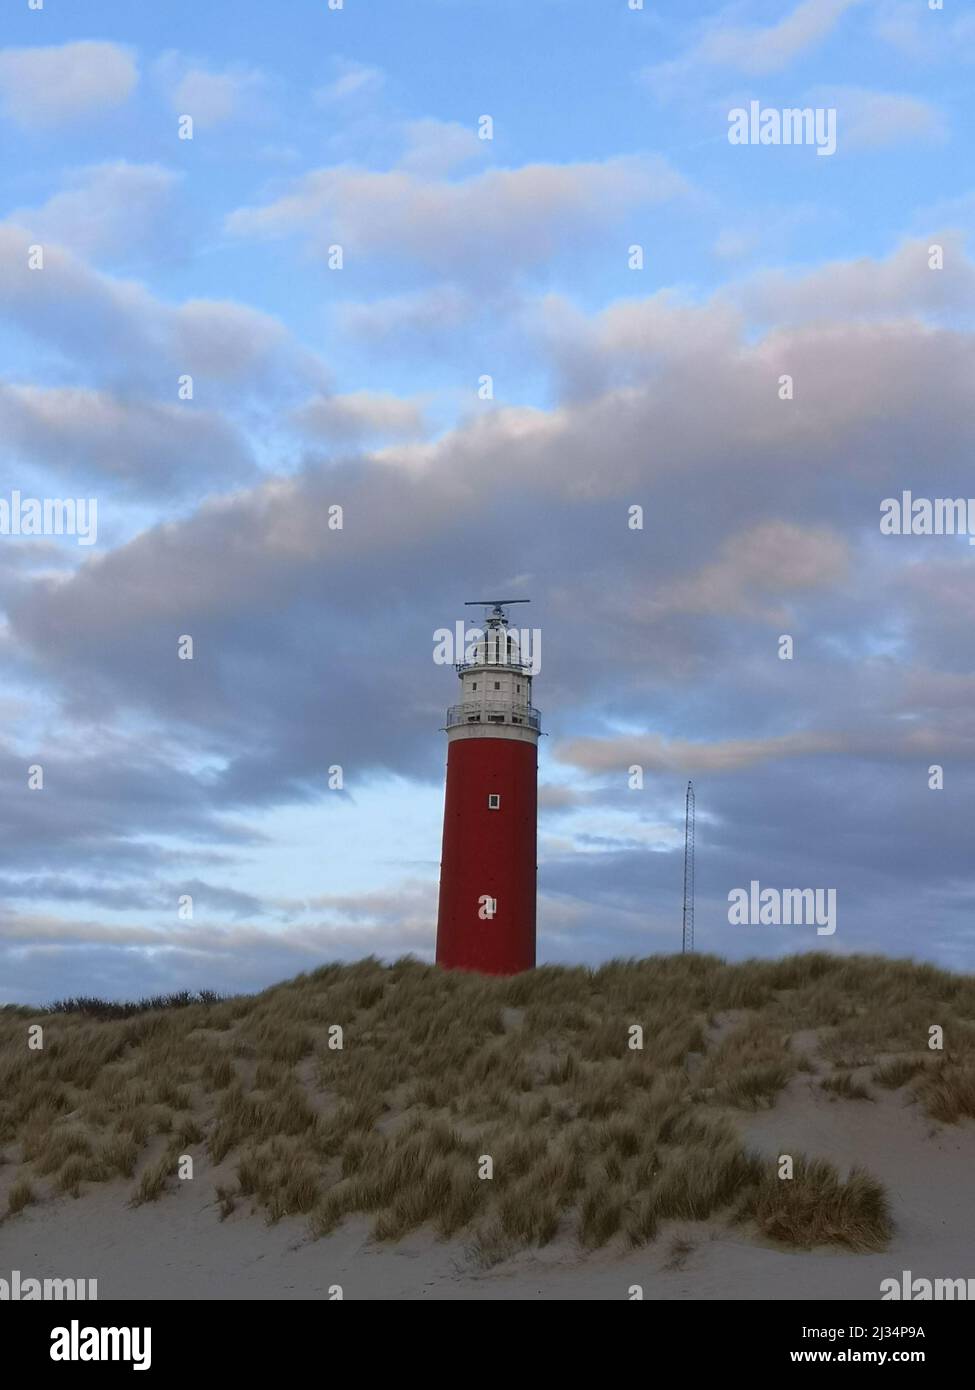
[2,1075,973,1300]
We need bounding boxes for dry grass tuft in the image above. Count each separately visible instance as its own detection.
[7,1176,34,1215]
[873,1057,928,1090]
[820,1072,873,1102]
[133,1153,175,1205]
[914,1062,975,1124]
[741,1157,892,1251]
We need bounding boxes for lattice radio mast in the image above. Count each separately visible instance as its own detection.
[682,781,695,954]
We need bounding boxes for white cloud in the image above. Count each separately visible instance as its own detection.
[874,1,975,63]
[227,155,689,282]
[706,0,864,74]
[314,58,384,104]
[9,162,180,262]
[158,53,264,128]
[399,118,484,177]
[816,86,947,151]
[647,0,863,90]
[0,41,137,128]
[555,730,846,776]
[736,233,974,326]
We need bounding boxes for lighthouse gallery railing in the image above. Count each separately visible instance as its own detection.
[446,703,541,732]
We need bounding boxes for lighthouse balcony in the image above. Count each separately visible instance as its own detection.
[446,703,541,732]
[454,659,535,676]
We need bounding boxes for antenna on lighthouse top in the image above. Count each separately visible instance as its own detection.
[465,599,529,622]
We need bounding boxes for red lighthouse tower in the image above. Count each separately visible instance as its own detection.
[436,601,540,975]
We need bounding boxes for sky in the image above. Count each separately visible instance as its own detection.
[1,0,974,1003]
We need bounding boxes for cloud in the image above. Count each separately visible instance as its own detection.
[647,522,851,621]
[173,299,294,380]
[8,241,975,787]
[874,2,975,64]
[6,239,975,985]
[0,885,439,1004]
[398,118,485,176]
[647,0,863,90]
[0,221,328,400]
[0,41,137,128]
[226,155,689,284]
[553,717,975,777]
[0,728,266,893]
[0,875,266,920]
[555,731,844,777]
[736,233,975,326]
[314,58,384,105]
[8,162,181,263]
[0,384,256,498]
[543,809,680,855]
[708,0,863,74]
[337,285,481,349]
[294,391,428,443]
[9,240,962,592]
[538,785,588,812]
[157,52,264,128]
[814,86,947,151]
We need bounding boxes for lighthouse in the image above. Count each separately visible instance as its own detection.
[435,601,540,974]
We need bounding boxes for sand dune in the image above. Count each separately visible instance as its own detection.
[4,1077,973,1300]
[3,954,974,1300]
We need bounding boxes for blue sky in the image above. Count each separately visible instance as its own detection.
[1,0,974,1002]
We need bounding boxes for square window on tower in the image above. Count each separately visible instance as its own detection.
[488,794,501,809]
[494,681,500,690]
[472,682,477,689]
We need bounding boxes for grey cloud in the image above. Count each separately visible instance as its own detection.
[8,244,975,776]
[0,222,329,399]
[294,391,429,443]
[0,384,256,498]
[336,285,490,354]
[0,875,265,919]
[646,522,851,620]
[4,241,975,971]
[0,734,266,885]
[0,888,437,1005]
